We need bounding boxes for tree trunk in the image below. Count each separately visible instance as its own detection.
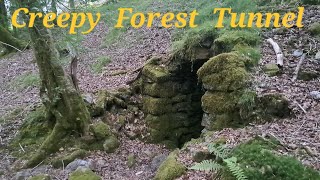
[0,25,26,52]
[69,0,75,9]
[25,15,91,167]
[51,0,57,14]
[0,0,8,29]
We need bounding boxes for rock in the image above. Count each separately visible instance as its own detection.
[308,22,320,36]
[154,151,186,180]
[263,64,280,76]
[127,154,136,168]
[310,91,320,100]
[28,174,51,180]
[150,154,167,172]
[90,122,112,140]
[52,149,87,168]
[65,159,93,172]
[298,71,319,81]
[293,49,303,57]
[192,151,215,163]
[315,51,320,60]
[103,135,120,153]
[14,166,50,180]
[193,47,211,60]
[14,171,32,180]
[69,167,101,180]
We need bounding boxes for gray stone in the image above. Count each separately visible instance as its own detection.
[263,64,280,76]
[310,91,320,100]
[14,166,50,180]
[293,49,303,57]
[315,51,320,60]
[150,154,167,172]
[65,159,92,172]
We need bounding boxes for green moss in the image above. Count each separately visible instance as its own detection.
[127,154,136,168]
[171,23,217,61]
[142,95,189,115]
[154,150,186,180]
[238,91,258,120]
[225,138,320,180]
[51,149,87,168]
[10,72,40,91]
[28,174,51,180]
[302,0,320,5]
[298,71,319,81]
[143,81,191,98]
[233,44,261,68]
[201,91,240,114]
[91,56,112,74]
[90,122,112,140]
[141,57,173,83]
[263,64,280,76]
[69,168,101,180]
[103,135,120,153]
[213,30,260,54]
[201,68,249,91]
[197,53,246,78]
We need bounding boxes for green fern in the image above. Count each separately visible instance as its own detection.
[190,143,248,180]
[208,143,229,159]
[190,160,223,172]
[224,157,248,180]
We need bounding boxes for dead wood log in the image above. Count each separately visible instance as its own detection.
[267,38,284,68]
[292,53,306,82]
[67,42,79,91]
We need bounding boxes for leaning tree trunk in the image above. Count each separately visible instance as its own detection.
[69,0,75,9]
[0,25,26,52]
[25,16,91,167]
[0,0,8,30]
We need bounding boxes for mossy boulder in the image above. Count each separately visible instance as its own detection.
[308,22,320,37]
[154,150,186,180]
[142,57,172,83]
[51,149,87,168]
[28,174,51,180]
[298,70,319,81]
[225,138,320,180]
[263,64,280,76]
[201,91,241,114]
[69,167,101,180]
[96,90,126,111]
[213,30,260,54]
[90,122,112,140]
[197,53,250,91]
[103,135,120,153]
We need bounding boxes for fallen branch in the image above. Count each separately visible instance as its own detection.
[267,38,284,68]
[0,41,22,52]
[292,53,306,82]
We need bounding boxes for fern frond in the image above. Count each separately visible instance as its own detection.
[190,160,223,172]
[208,143,229,159]
[224,157,248,180]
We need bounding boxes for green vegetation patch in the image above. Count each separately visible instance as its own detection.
[91,56,112,74]
[227,138,320,180]
[11,73,40,91]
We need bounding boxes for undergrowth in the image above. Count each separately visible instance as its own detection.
[191,138,320,180]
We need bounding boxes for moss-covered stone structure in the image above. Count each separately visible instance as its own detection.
[137,29,291,148]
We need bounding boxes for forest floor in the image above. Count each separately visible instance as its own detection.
[0,4,319,180]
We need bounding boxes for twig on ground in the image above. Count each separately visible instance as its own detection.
[19,143,25,152]
[294,101,307,114]
[292,53,306,82]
